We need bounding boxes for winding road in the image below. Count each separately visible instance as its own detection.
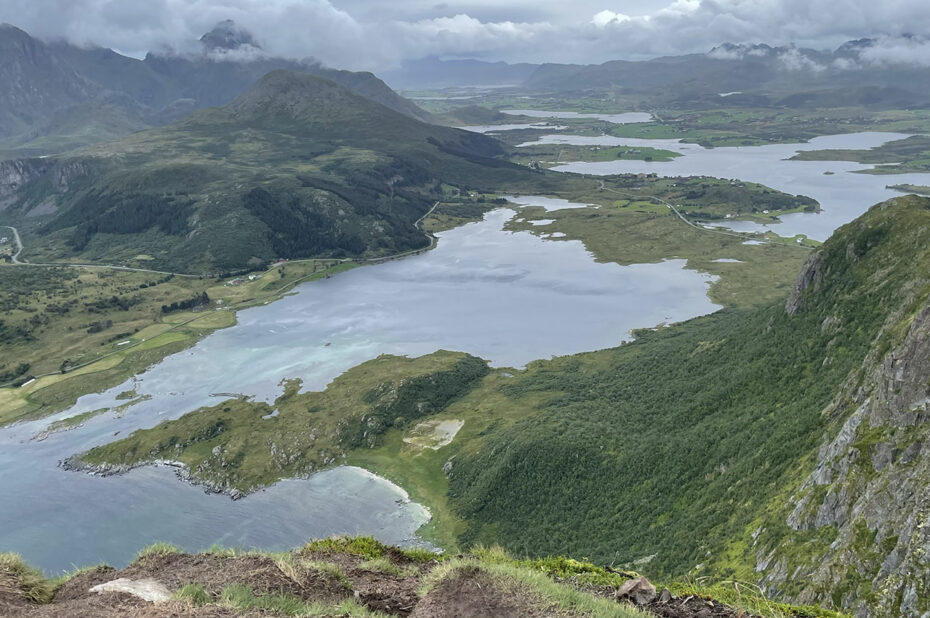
[596,180,809,248]
[2,225,23,263]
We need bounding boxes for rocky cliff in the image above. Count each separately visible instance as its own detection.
[758,195,930,617]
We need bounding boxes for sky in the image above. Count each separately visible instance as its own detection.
[1,0,929,71]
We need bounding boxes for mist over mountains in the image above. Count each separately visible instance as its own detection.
[0,20,427,157]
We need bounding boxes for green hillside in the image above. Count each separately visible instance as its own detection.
[1,70,524,273]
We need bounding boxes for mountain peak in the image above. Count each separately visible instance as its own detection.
[221,70,376,127]
[200,19,261,52]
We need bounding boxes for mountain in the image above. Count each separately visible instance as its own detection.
[0,22,429,158]
[381,56,539,89]
[522,40,930,109]
[0,24,100,141]
[0,70,521,273]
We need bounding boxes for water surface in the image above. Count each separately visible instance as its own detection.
[0,209,720,572]
[542,132,930,240]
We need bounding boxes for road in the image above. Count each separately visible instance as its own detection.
[596,181,808,248]
[2,225,23,263]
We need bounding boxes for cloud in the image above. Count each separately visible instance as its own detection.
[858,36,930,67]
[0,0,928,71]
[592,11,632,28]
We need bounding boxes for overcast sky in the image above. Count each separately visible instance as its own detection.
[2,0,929,70]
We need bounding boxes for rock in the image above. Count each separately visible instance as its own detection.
[785,251,824,316]
[657,588,673,604]
[616,576,657,605]
[90,577,172,602]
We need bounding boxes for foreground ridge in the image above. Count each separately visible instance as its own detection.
[0,537,843,618]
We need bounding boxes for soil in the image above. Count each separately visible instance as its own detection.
[641,594,762,618]
[411,566,554,618]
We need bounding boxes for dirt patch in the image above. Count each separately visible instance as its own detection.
[53,566,118,602]
[299,549,428,615]
[639,595,762,618]
[411,566,554,618]
[13,596,264,617]
[403,419,465,450]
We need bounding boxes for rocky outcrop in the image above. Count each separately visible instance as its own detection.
[763,293,930,616]
[785,251,824,315]
[0,156,90,212]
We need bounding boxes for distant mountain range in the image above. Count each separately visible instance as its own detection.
[386,38,930,110]
[0,21,428,158]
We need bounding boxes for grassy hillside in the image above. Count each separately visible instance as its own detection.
[1,70,525,273]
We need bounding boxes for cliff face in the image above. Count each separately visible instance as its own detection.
[758,195,930,617]
[0,157,91,214]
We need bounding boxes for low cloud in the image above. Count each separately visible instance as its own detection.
[0,0,927,71]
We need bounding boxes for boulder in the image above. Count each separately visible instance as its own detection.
[616,576,657,605]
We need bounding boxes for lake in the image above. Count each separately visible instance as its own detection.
[0,208,720,572]
[531,131,930,241]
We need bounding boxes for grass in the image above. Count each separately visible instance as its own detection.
[472,545,637,589]
[668,579,848,618]
[0,553,54,604]
[78,351,489,495]
[39,407,109,435]
[133,542,184,562]
[504,201,808,308]
[0,258,359,428]
[175,582,211,606]
[358,557,419,577]
[420,559,645,618]
[217,584,388,617]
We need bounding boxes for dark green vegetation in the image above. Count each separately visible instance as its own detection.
[790,135,930,174]
[76,351,489,494]
[0,538,846,618]
[446,197,930,577]
[1,70,525,273]
[888,183,930,196]
[80,197,930,618]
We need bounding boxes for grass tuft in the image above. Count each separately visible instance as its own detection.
[132,542,184,562]
[175,582,211,606]
[302,536,389,560]
[0,553,54,605]
[471,545,635,589]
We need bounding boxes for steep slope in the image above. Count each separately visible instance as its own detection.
[754,196,930,615]
[0,70,519,272]
[442,196,930,617]
[0,22,430,157]
[0,24,99,140]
